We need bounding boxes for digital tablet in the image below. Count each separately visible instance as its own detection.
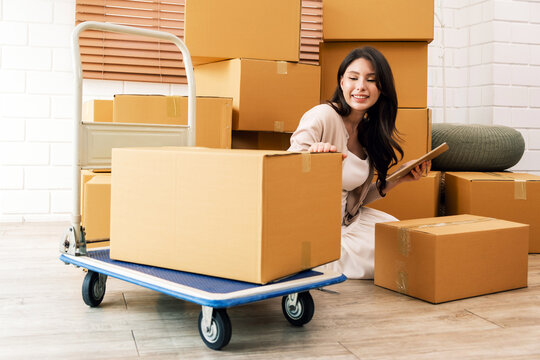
[386,142,449,182]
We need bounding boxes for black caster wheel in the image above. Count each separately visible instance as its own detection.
[198,308,232,350]
[282,291,314,326]
[82,270,107,307]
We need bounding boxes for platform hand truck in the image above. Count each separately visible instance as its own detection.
[59,21,346,350]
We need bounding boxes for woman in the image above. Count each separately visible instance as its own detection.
[289,46,428,279]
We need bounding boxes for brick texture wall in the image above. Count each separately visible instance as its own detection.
[429,0,540,175]
[0,0,538,222]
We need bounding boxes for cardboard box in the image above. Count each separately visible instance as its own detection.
[445,172,540,253]
[319,42,428,108]
[113,95,232,148]
[83,176,111,244]
[394,108,431,168]
[195,59,321,132]
[184,0,301,65]
[375,215,529,304]
[232,131,292,151]
[110,147,342,284]
[323,0,434,42]
[81,170,111,248]
[368,171,440,220]
[82,100,113,122]
[81,169,110,216]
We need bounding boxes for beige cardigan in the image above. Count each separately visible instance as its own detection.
[288,104,384,225]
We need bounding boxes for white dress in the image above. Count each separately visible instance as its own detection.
[314,152,398,279]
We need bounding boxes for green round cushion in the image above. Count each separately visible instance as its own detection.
[431,123,525,171]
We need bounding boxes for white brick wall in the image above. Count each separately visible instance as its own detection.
[429,0,540,173]
[0,0,538,222]
[0,0,73,222]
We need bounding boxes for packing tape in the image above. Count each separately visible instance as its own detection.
[396,270,409,294]
[414,218,494,229]
[301,152,311,173]
[515,179,527,200]
[487,172,527,200]
[301,241,311,269]
[167,97,179,118]
[396,217,495,257]
[276,61,288,75]
[397,228,411,256]
[273,121,284,132]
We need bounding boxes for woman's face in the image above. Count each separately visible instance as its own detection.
[340,57,380,116]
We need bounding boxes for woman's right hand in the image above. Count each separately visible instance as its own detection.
[308,142,347,159]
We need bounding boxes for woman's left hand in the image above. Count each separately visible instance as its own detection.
[400,160,431,183]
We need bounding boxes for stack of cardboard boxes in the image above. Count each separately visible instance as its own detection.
[185,0,320,151]
[318,0,439,220]
[79,1,536,292]
[316,1,531,303]
[82,0,342,284]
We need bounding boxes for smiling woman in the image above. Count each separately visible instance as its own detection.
[288,46,429,279]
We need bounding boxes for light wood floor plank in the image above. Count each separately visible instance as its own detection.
[1,222,539,359]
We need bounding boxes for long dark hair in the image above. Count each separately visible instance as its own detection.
[329,46,403,196]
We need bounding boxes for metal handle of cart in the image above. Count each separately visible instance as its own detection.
[61,21,196,256]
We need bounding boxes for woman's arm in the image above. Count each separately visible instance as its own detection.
[288,109,324,152]
[362,160,430,205]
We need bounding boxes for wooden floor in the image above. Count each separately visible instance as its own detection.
[1,222,539,359]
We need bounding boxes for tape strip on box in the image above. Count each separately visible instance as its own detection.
[276,61,288,75]
[274,121,285,132]
[515,179,527,200]
[395,217,496,257]
[301,152,311,173]
[487,172,528,200]
[166,96,180,118]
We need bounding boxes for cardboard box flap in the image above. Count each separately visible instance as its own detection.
[447,172,540,182]
[115,146,322,159]
[382,214,528,237]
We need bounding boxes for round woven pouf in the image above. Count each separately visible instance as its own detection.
[431,123,525,171]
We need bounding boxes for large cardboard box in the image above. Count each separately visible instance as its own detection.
[82,100,113,122]
[232,131,292,151]
[110,147,342,284]
[195,59,321,132]
[375,215,529,304]
[112,95,232,148]
[319,42,428,108]
[368,171,440,220]
[184,0,301,65]
[445,172,540,253]
[323,0,434,42]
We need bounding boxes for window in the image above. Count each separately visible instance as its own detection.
[76,0,323,84]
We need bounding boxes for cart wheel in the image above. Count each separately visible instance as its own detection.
[197,308,232,350]
[82,270,107,307]
[282,291,314,326]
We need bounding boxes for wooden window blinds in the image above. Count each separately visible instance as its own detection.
[75,0,323,84]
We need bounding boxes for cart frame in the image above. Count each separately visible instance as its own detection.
[61,21,196,256]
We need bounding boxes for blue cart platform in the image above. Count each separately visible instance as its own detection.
[60,249,346,350]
